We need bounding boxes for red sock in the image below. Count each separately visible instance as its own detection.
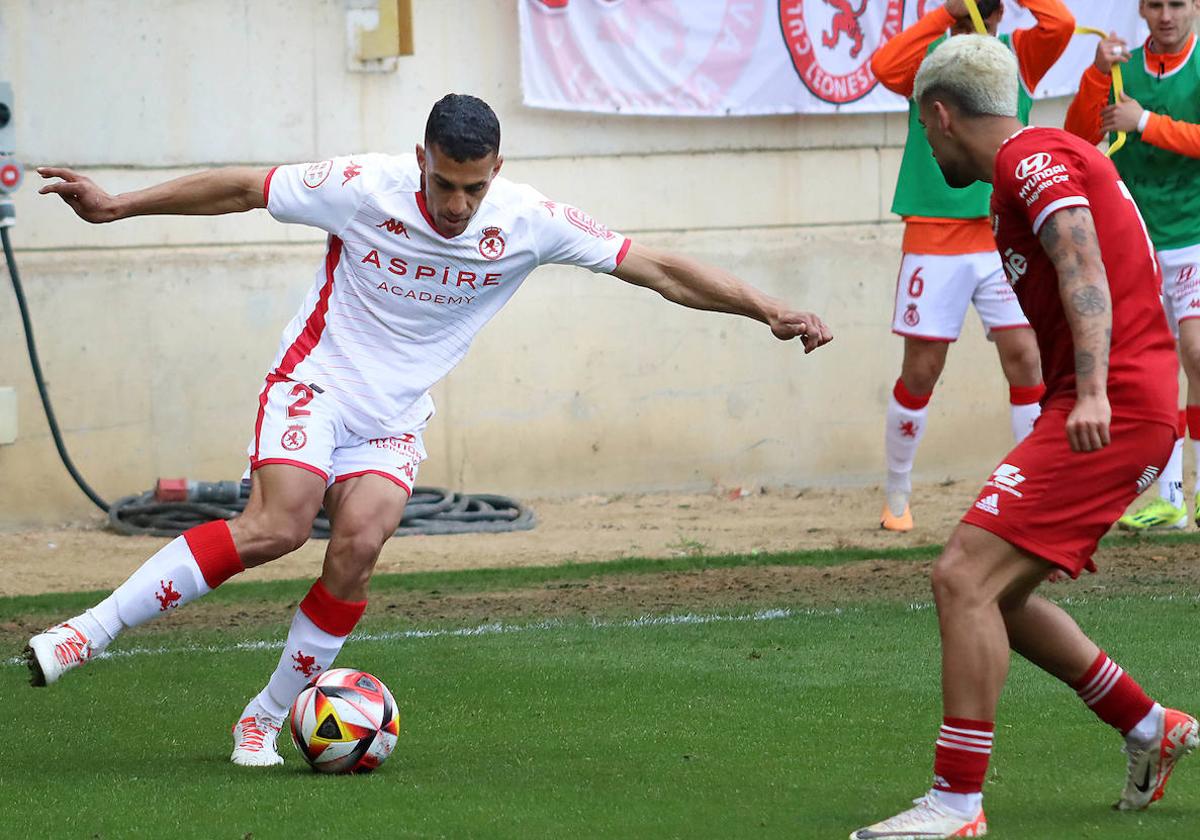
[893,378,932,410]
[1008,383,1045,406]
[933,717,994,794]
[1073,651,1155,735]
[1187,405,1200,440]
[1178,408,1189,439]
[182,520,244,589]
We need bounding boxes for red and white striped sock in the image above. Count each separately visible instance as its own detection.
[74,520,244,647]
[1008,384,1044,443]
[1072,650,1156,736]
[251,579,367,720]
[932,717,993,815]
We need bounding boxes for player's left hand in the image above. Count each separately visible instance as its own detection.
[771,310,833,353]
[1065,394,1111,453]
[1100,94,1145,135]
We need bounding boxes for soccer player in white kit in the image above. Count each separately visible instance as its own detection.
[29,94,833,766]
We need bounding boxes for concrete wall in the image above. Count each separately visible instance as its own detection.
[0,1,1072,523]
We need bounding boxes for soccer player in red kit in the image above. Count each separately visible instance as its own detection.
[852,35,1198,840]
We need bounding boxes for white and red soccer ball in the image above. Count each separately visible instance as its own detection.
[289,668,400,773]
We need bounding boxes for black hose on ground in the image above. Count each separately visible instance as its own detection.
[3,226,535,539]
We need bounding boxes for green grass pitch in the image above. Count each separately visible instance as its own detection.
[1,550,1197,839]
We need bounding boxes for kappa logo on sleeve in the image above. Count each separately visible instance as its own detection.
[564,206,616,240]
[303,160,333,189]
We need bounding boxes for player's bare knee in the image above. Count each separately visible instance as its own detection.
[930,544,983,609]
[230,512,311,564]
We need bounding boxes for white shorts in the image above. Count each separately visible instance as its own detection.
[246,377,428,495]
[891,251,1029,341]
[1158,243,1200,338]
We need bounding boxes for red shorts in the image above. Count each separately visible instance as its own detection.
[961,410,1175,577]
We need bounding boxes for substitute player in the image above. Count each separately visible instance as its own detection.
[1065,0,1200,532]
[870,0,1073,532]
[852,36,1197,839]
[28,94,833,766]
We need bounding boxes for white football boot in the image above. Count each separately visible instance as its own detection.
[231,704,285,767]
[1116,707,1199,811]
[26,621,102,686]
[850,793,987,839]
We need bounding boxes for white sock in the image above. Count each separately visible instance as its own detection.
[1126,703,1164,749]
[1193,439,1200,496]
[70,536,214,648]
[1009,401,1041,443]
[885,395,928,514]
[251,608,352,720]
[1159,439,1184,507]
[931,789,983,818]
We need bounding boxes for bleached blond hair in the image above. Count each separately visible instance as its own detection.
[913,34,1018,118]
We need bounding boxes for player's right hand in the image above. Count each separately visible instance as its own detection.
[1065,394,1111,453]
[1093,33,1129,75]
[37,167,124,224]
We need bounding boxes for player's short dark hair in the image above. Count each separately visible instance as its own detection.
[424,94,501,162]
[974,0,1002,18]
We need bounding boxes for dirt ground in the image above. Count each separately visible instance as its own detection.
[0,481,983,598]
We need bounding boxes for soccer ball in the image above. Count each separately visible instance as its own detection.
[289,668,400,773]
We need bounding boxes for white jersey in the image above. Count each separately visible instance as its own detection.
[264,154,630,439]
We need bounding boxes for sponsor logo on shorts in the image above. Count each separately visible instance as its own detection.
[902,303,920,327]
[986,463,1026,498]
[303,160,332,189]
[281,425,307,452]
[478,226,506,260]
[1136,465,1161,494]
[1189,298,1200,311]
[975,493,1000,516]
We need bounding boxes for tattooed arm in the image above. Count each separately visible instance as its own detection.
[1039,206,1112,452]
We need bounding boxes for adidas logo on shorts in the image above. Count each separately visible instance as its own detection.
[974,493,1001,516]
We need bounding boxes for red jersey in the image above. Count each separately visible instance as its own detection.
[990,127,1177,428]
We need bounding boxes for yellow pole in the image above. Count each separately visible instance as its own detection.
[1075,27,1127,157]
[962,0,988,35]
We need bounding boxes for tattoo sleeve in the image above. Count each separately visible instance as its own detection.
[1039,207,1111,397]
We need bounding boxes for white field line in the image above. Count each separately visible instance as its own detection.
[3,606,845,667]
[10,591,1196,668]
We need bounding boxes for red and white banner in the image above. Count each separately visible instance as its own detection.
[518,0,1146,116]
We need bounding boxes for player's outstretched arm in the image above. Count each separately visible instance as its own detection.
[37,166,270,224]
[1039,206,1112,452]
[610,242,832,354]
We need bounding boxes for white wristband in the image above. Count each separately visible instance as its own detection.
[1137,110,1152,133]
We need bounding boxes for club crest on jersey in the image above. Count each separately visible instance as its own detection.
[281,425,307,452]
[779,0,903,104]
[478,226,506,260]
[303,161,332,189]
[342,161,363,186]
